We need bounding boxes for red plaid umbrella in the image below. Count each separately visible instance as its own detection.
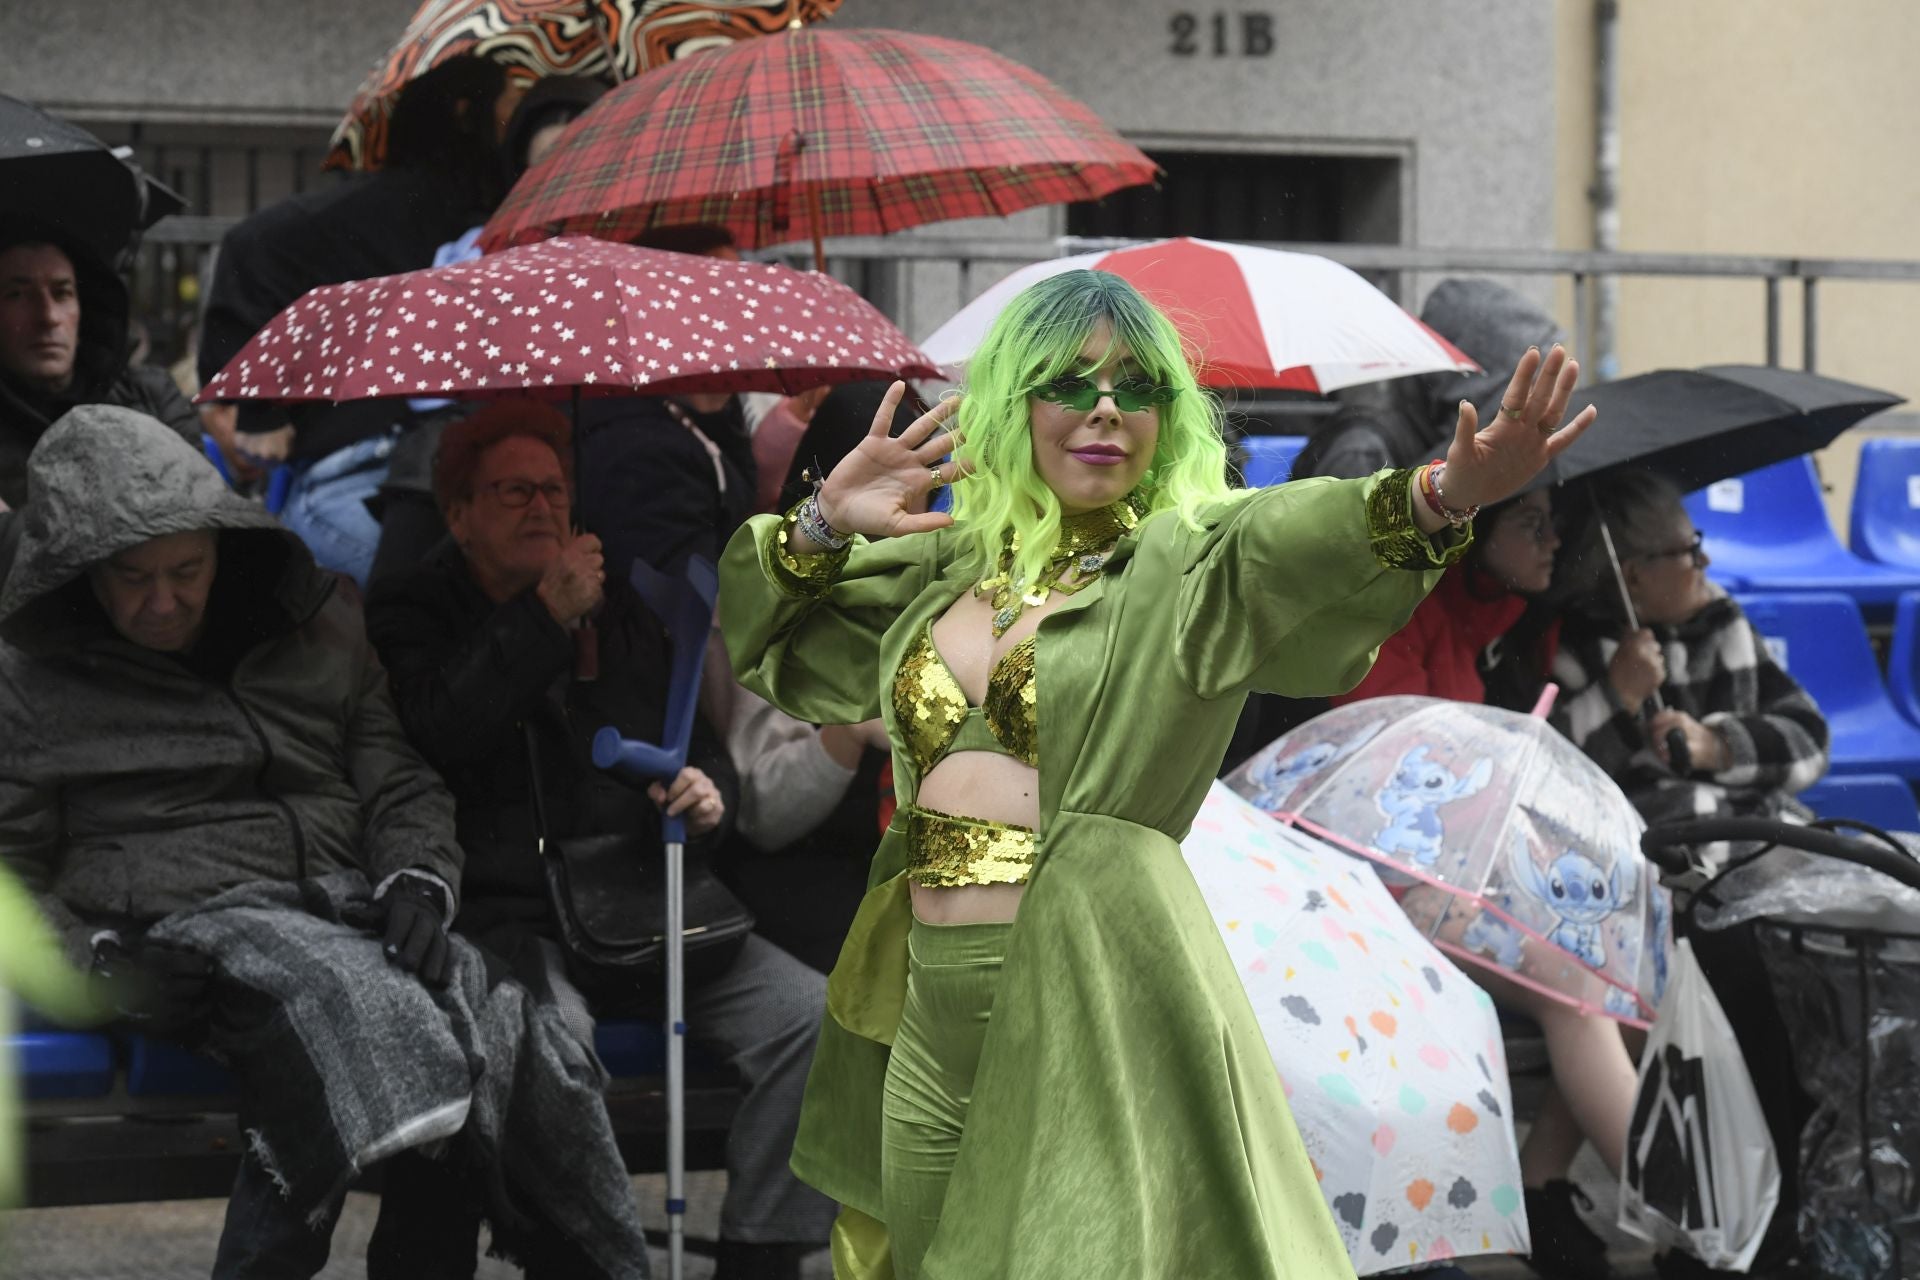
[478,26,1158,266]
[196,235,937,403]
[327,0,844,170]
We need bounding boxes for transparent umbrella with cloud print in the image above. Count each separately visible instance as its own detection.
[1182,782,1528,1273]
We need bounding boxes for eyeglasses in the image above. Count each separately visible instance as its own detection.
[480,479,571,509]
[1029,375,1178,413]
[1637,530,1706,567]
[1503,509,1557,545]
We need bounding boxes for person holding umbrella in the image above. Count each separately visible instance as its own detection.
[1325,488,1645,1280]
[196,56,515,588]
[1549,469,1830,862]
[720,269,1596,1278]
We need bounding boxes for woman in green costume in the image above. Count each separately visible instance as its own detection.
[0,863,106,1214]
[719,271,1595,1279]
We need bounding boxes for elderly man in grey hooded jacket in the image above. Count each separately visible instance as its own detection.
[0,407,650,1279]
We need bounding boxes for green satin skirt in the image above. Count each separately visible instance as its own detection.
[879,917,1012,1280]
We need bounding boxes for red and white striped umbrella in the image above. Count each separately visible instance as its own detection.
[921,237,1477,393]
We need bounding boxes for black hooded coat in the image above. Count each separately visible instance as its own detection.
[0,228,199,509]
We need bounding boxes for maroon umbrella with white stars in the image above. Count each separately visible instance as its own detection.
[196,234,938,405]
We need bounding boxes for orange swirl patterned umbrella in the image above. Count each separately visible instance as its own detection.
[327,0,843,170]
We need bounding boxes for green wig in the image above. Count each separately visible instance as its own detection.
[948,270,1239,587]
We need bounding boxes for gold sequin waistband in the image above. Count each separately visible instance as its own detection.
[903,804,1037,889]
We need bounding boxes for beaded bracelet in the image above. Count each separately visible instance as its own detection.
[792,492,851,551]
[1419,461,1479,527]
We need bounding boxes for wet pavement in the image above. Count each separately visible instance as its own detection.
[1,1147,1655,1278]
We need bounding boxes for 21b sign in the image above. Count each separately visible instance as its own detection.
[1169,12,1277,57]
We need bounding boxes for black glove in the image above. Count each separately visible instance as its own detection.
[378,872,452,989]
[91,935,214,1034]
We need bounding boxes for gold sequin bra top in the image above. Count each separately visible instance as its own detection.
[891,622,1040,888]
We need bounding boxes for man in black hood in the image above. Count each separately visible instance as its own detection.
[0,220,199,510]
[1290,277,1568,481]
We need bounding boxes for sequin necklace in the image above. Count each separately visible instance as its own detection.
[974,497,1143,638]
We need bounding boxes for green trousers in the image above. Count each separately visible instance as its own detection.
[878,917,1012,1279]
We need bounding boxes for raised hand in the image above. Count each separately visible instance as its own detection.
[812,382,967,541]
[537,531,605,625]
[1436,345,1598,512]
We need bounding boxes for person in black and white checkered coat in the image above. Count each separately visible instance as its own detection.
[1547,470,1830,877]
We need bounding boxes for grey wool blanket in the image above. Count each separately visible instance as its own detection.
[148,871,649,1277]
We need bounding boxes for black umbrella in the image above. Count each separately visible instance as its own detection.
[1534,364,1904,493]
[0,94,186,264]
[1532,365,1901,772]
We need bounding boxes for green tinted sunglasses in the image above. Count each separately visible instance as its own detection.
[1030,375,1179,413]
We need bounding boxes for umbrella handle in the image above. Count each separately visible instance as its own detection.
[1665,727,1692,776]
[574,617,600,683]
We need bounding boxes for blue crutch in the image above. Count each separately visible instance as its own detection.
[589,553,718,1280]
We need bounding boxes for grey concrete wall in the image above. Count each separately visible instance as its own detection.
[1,0,1559,338]
[0,0,405,124]
[4,0,1556,249]
[832,0,1557,255]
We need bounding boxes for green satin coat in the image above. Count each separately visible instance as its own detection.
[0,863,105,1211]
[720,474,1462,1280]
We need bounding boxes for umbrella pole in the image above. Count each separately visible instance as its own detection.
[807,183,826,274]
[1596,511,1689,773]
[570,384,600,682]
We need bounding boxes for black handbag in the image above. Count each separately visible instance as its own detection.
[527,725,754,976]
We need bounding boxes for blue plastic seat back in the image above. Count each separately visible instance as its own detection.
[14,1028,115,1100]
[1799,773,1920,834]
[594,1019,722,1078]
[1734,592,1883,717]
[1849,439,1920,570]
[125,1034,235,1097]
[1240,435,1308,488]
[1685,457,1839,561]
[1887,592,1920,726]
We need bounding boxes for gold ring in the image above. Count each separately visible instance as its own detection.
[1537,419,1557,435]
[1497,403,1525,420]
[929,464,945,487]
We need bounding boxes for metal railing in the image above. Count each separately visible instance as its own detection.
[142,218,1920,386]
[764,234,1920,379]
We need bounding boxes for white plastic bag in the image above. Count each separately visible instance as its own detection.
[1618,938,1781,1271]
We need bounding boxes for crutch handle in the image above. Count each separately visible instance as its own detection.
[592,728,687,846]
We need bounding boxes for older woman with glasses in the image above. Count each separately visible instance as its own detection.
[1549,468,1830,847]
[366,400,841,1280]
[721,269,1596,1279]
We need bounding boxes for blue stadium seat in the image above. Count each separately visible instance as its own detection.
[1687,458,1920,618]
[1240,435,1309,488]
[126,1035,235,1097]
[1850,439,1920,571]
[1735,591,1920,779]
[112,1021,716,1097]
[594,1019,723,1078]
[595,1019,667,1077]
[15,1029,116,1101]
[1798,772,1920,833]
[1884,592,1920,728]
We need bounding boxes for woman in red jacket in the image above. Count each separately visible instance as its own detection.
[1333,487,1559,706]
[1333,486,1635,1280]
